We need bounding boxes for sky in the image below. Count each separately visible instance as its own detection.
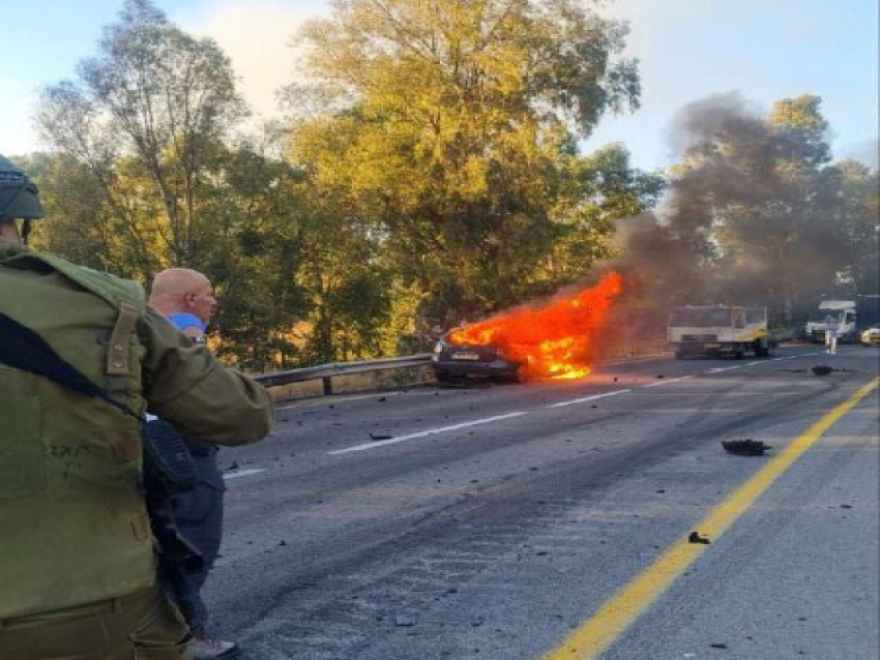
[1,0,877,172]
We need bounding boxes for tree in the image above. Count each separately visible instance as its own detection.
[33,0,316,370]
[21,152,125,273]
[768,94,831,168]
[546,143,664,284]
[289,178,394,363]
[287,0,644,332]
[36,0,247,278]
[833,159,880,295]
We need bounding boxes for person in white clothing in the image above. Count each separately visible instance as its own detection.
[824,315,839,355]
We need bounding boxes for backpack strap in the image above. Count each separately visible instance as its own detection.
[107,302,140,376]
[1,247,147,407]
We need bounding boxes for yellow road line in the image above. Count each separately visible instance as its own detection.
[540,376,879,660]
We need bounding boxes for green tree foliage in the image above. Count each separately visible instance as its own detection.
[833,159,880,295]
[547,143,664,283]
[32,0,312,370]
[36,0,247,277]
[19,153,118,272]
[197,147,311,370]
[288,0,650,339]
[291,180,394,363]
[768,94,831,167]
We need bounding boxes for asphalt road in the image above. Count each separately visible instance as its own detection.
[203,344,879,660]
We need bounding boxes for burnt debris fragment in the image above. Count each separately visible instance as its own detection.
[722,439,772,456]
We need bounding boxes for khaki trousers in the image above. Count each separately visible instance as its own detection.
[0,583,190,660]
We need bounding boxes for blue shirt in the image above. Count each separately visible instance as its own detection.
[168,312,207,334]
[168,312,208,345]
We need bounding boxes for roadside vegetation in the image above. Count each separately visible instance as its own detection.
[16,0,878,370]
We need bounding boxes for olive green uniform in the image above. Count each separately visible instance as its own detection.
[0,242,274,659]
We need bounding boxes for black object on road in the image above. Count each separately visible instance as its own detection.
[722,439,772,456]
[688,531,711,544]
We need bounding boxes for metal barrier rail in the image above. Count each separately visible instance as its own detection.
[251,333,797,397]
[254,354,433,394]
[252,341,671,394]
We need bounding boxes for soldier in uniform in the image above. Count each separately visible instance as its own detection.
[150,267,238,659]
[0,154,275,659]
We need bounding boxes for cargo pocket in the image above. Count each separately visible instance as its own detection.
[0,368,46,499]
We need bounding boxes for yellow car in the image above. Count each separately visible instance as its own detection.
[860,324,880,345]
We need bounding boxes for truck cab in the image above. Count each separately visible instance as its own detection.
[805,300,857,343]
[668,305,776,359]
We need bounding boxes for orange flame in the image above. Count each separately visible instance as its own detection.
[449,271,623,381]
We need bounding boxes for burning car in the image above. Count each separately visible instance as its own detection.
[430,271,623,383]
[431,331,522,382]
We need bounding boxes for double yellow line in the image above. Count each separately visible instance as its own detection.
[540,376,879,660]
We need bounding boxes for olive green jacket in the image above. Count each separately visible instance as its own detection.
[0,242,274,619]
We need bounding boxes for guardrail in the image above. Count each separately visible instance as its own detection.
[254,354,433,394]
[251,340,671,400]
[251,332,801,401]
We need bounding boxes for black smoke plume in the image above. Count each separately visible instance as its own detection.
[611,92,867,330]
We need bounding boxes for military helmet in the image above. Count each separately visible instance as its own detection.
[0,154,44,222]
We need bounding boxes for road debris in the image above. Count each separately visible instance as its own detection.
[722,439,772,456]
[784,365,848,375]
[369,432,393,441]
[688,531,711,544]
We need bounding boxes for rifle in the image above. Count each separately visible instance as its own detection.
[142,418,204,623]
[0,312,203,624]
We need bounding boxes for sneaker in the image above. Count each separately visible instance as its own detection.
[188,637,239,659]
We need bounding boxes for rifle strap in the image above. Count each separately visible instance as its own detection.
[0,312,200,488]
[0,311,139,420]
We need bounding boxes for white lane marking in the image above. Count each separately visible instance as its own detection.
[223,468,267,481]
[317,350,816,456]
[747,361,762,366]
[642,375,695,388]
[545,389,631,409]
[329,412,528,454]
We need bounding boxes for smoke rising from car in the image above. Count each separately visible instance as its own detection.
[611,91,862,330]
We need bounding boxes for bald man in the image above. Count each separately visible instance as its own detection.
[150,268,218,342]
[149,269,236,660]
